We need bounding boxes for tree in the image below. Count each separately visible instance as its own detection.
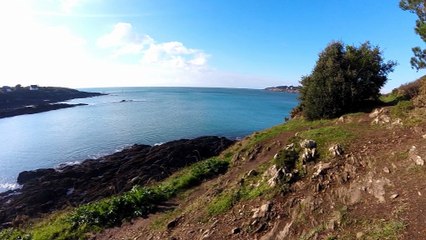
[299,41,396,120]
[400,0,426,70]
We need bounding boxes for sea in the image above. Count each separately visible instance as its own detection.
[0,87,298,192]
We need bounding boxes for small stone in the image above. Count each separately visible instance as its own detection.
[231,227,241,234]
[415,156,425,166]
[418,191,422,196]
[167,217,181,229]
[356,232,364,239]
[409,146,424,166]
[200,230,210,239]
[252,202,272,219]
[383,167,390,173]
[312,162,332,178]
[390,194,399,199]
[329,144,344,157]
[422,134,426,139]
[300,139,317,149]
[246,169,258,177]
[210,220,219,227]
[369,108,381,118]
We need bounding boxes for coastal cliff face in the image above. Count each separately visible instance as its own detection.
[0,136,234,226]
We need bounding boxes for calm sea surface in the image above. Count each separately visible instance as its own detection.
[0,87,298,192]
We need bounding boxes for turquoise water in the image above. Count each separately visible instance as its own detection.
[0,87,298,192]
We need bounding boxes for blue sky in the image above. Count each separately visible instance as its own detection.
[0,0,424,91]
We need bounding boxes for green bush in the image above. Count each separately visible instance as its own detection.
[299,41,396,120]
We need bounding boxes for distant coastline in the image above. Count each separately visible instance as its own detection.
[264,85,301,93]
[0,85,104,118]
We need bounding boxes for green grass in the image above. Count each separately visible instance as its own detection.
[0,228,31,240]
[299,126,353,158]
[380,93,401,104]
[299,224,326,240]
[206,162,277,217]
[390,100,414,119]
[0,157,230,240]
[70,157,229,228]
[363,219,406,240]
[30,213,86,240]
[207,190,239,216]
[244,119,331,150]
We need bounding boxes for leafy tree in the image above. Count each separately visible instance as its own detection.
[400,0,426,70]
[299,41,396,120]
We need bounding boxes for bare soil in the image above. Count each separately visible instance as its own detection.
[94,108,426,240]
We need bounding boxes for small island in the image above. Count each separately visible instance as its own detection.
[264,85,301,93]
[0,85,104,118]
[265,85,301,93]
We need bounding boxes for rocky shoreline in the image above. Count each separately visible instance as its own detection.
[0,103,88,119]
[0,136,234,227]
[0,86,104,118]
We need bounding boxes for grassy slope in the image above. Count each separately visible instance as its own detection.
[3,96,426,239]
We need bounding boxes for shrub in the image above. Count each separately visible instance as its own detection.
[299,41,396,120]
[414,76,426,107]
[397,79,422,99]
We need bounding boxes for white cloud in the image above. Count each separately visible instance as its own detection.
[97,22,134,48]
[60,0,83,13]
[97,22,209,69]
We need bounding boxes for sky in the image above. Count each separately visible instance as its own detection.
[0,0,424,92]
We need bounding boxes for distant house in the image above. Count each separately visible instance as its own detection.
[29,85,39,91]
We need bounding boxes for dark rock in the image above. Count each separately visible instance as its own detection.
[167,217,181,230]
[254,223,267,233]
[0,136,234,226]
[17,169,56,185]
[231,227,241,234]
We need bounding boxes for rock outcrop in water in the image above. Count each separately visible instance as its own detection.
[0,136,234,227]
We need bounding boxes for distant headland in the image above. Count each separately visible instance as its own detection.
[264,85,301,93]
[0,85,104,118]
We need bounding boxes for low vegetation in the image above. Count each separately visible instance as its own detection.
[0,157,230,240]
